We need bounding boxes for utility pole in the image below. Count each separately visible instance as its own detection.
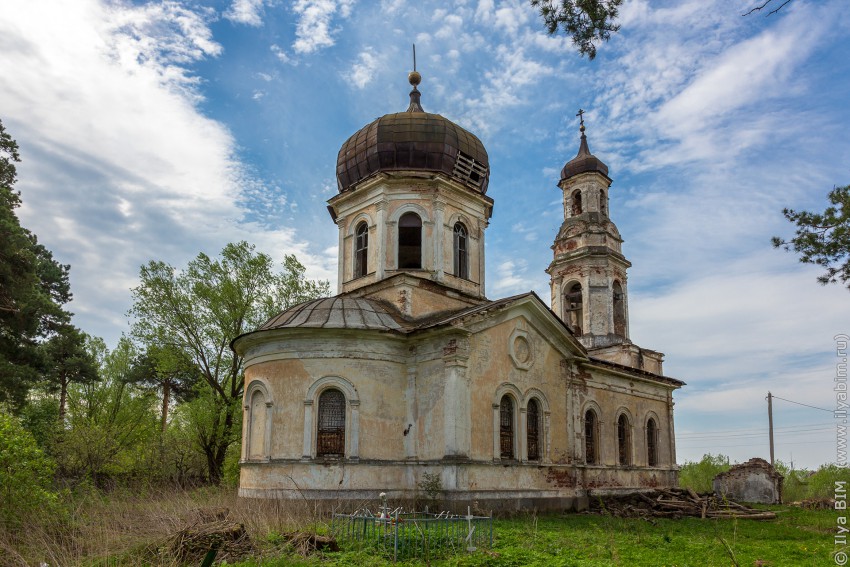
[767,391,774,466]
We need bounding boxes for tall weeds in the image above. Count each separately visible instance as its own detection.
[0,484,321,566]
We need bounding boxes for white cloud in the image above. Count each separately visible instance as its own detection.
[292,0,356,55]
[588,0,826,170]
[348,48,380,89]
[435,14,463,40]
[458,44,554,136]
[270,43,294,64]
[225,0,265,26]
[475,0,495,22]
[0,0,331,345]
[493,2,528,36]
[490,259,539,295]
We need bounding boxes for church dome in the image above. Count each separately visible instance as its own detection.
[336,73,489,194]
[259,296,403,332]
[560,122,608,181]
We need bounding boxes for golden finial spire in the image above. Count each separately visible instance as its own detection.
[406,44,423,112]
[408,44,421,88]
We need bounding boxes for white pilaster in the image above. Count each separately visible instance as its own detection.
[301,400,313,459]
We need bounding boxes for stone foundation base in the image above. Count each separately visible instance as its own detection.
[238,459,677,514]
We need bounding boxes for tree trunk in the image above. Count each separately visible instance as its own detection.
[161,380,171,432]
[205,401,236,485]
[205,445,222,485]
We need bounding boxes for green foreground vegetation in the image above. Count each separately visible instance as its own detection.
[0,484,838,566]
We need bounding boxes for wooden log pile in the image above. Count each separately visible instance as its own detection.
[588,488,776,520]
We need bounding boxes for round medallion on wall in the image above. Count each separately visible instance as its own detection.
[514,336,530,363]
[509,328,533,370]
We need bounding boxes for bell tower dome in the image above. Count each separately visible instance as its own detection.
[546,114,631,349]
[327,70,493,302]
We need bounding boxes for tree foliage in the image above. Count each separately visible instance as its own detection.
[0,411,59,528]
[772,185,850,290]
[529,0,623,60]
[129,242,329,482]
[0,118,73,409]
[125,343,201,432]
[678,453,730,493]
[42,323,99,422]
[54,337,158,485]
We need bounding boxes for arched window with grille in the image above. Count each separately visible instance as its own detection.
[647,418,658,466]
[453,222,468,279]
[499,395,515,460]
[617,414,631,466]
[527,398,541,461]
[398,212,422,269]
[354,221,368,278]
[584,409,598,464]
[317,389,346,457]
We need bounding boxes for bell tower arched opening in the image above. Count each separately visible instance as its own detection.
[613,280,626,337]
[565,282,583,336]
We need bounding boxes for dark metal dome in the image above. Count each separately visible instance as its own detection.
[336,82,489,194]
[560,130,609,182]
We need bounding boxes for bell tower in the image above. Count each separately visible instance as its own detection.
[546,113,631,350]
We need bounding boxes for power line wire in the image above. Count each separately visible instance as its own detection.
[676,422,834,437]
[678,426,833,439]
[772,395,832,413]
[679,439,834,449]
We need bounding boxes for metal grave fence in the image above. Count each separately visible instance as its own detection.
[331,507,492,561]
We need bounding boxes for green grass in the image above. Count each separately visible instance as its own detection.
[3,485,838,566]
[225,506,836,566]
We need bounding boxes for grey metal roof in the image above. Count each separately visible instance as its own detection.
[259,297,404,332]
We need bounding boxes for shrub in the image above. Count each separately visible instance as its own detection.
[0,411,60,528]
[808,464,850,499]
[678,453,730,493]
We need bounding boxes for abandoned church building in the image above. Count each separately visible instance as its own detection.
[231,71,684,511]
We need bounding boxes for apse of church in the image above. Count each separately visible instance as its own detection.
[231,70,683,511]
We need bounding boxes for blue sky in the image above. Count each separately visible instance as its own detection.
[2,0,849,468]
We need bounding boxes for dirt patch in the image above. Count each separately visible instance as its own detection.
[284,532,340,555]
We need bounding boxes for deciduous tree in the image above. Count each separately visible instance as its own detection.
[125,343,201,432]
[0,411,59,528]
[129,242,329,483]
[55,337,158,485]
